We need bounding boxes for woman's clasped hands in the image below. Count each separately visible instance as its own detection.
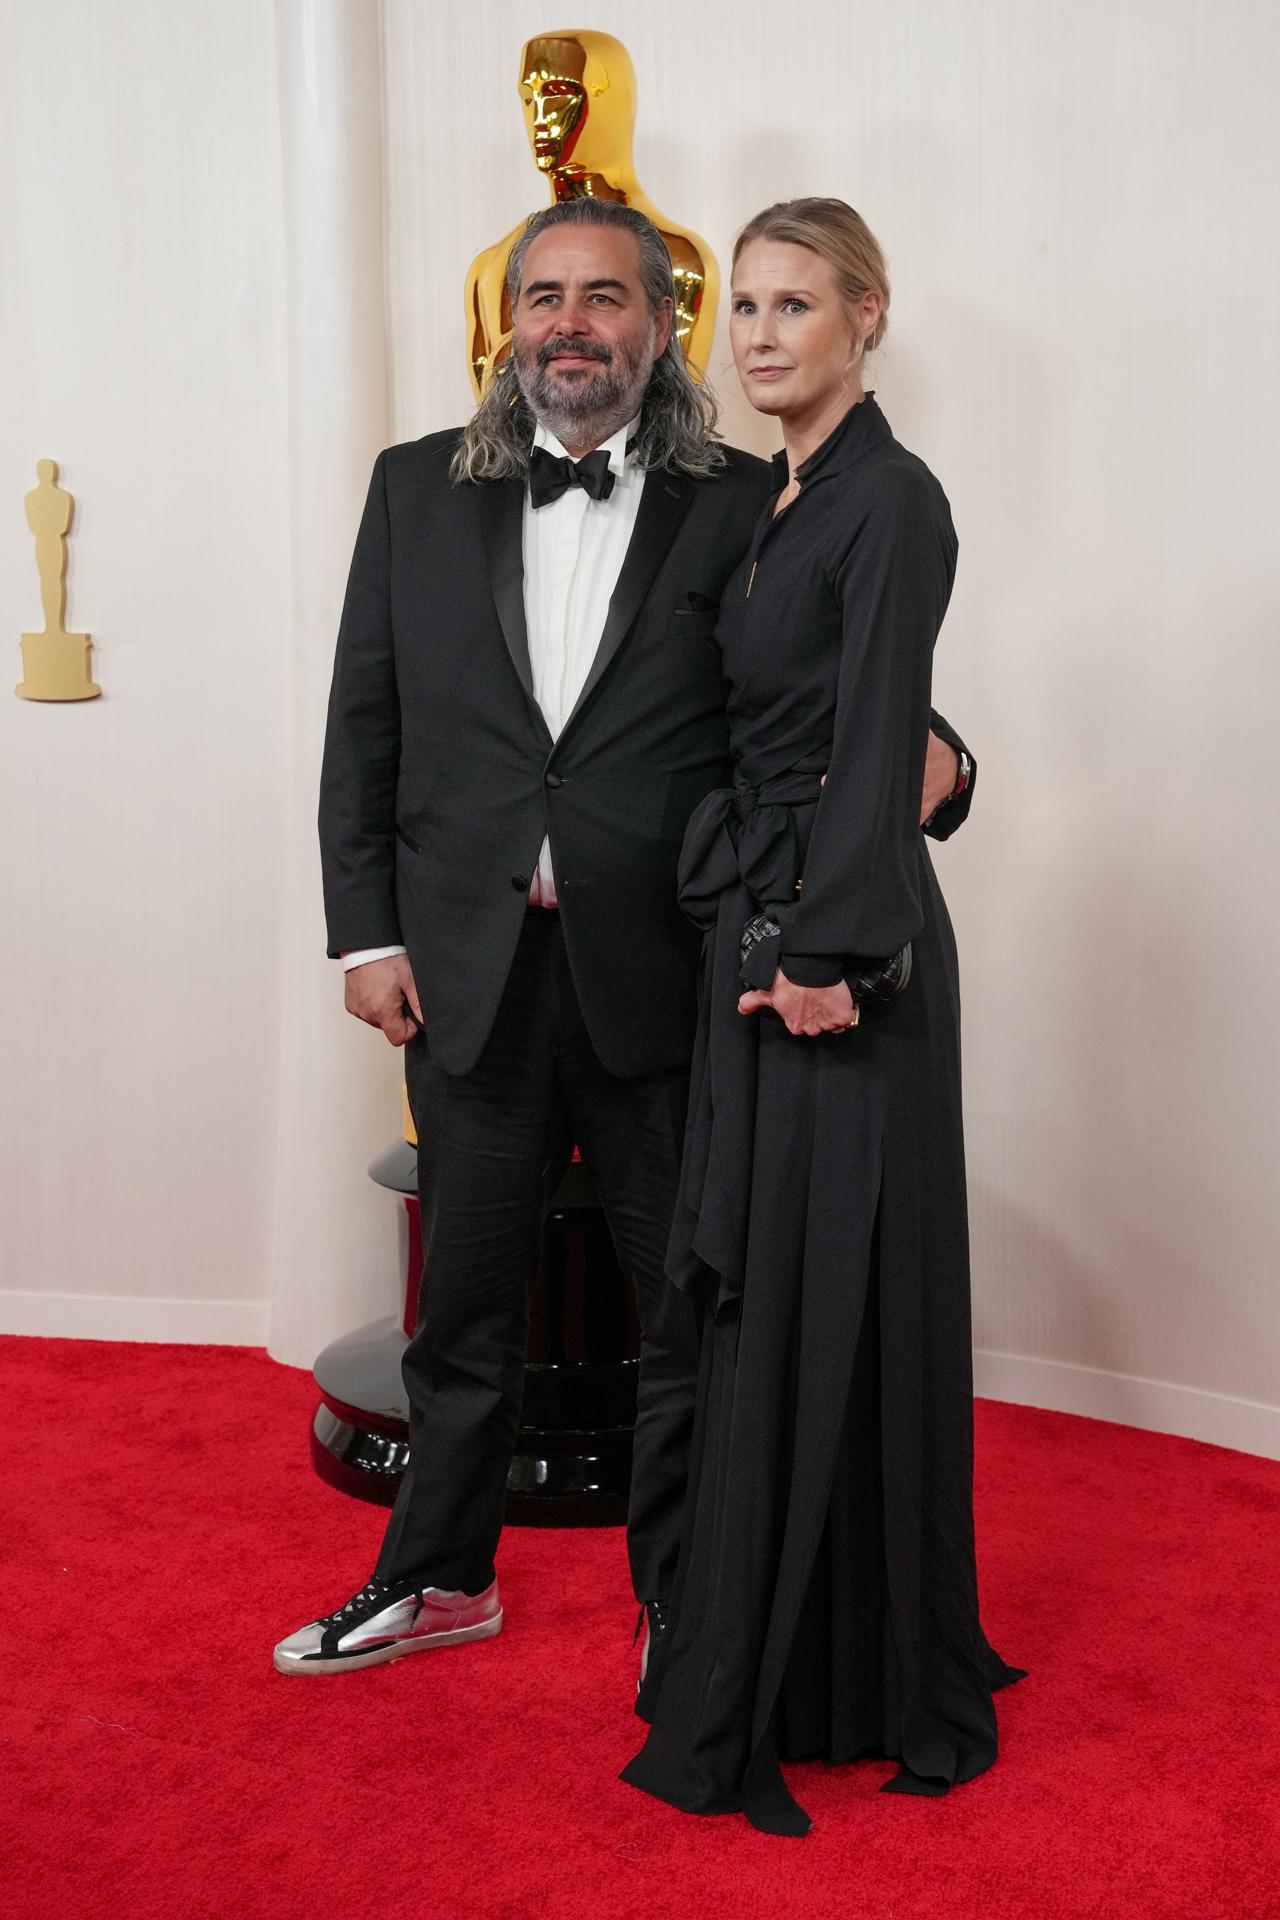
[738,971,858,1035]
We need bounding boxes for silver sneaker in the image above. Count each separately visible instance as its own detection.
[273,1574,502,1675]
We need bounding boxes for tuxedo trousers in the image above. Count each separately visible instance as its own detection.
[375,909,700,1602]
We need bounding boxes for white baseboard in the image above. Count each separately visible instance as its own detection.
[975,1348,1280,1462]
[0,1289,269,1347]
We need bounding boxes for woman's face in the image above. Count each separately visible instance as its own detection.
[729,239,880,423]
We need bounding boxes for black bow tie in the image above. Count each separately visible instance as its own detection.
[529,444,616,509]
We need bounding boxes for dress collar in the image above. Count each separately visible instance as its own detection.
[769,392,888,488]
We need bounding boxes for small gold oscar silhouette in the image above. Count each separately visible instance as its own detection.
[17,459,100,702]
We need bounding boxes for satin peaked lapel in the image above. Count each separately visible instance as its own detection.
[561,469,696,737]
[477,477,552,744]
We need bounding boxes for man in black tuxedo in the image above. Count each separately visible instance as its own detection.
[274,199,974,1677]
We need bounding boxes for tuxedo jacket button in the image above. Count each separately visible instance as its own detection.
[511,875,528,890]
[545,772,564,788]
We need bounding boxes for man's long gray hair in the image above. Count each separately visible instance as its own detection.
[450,199,725,485]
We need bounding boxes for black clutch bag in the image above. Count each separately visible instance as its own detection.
[846,943,912,1004]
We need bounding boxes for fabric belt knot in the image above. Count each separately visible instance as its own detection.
[529,444,615,508]
[677,768,826,930]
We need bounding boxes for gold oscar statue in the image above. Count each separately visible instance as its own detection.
[17,460,100,702]
[465,29,718,396]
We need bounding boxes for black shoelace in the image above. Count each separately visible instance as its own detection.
[320,1578,395,1629]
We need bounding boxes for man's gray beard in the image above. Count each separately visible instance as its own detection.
[515,327,654,447]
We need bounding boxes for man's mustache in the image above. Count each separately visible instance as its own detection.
[538,339,612,368]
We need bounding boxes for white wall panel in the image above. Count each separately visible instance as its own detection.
[0,0,403,1357]
[0,0,295,1324]
[265,0,403,1366]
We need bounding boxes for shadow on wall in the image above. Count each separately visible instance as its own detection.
[970,1177,1205,1398]
[969,814,1272,1410]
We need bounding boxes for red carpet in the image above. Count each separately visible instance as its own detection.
[3,1335,1279,1920]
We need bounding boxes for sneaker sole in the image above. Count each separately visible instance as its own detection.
[273,1608,503,1676]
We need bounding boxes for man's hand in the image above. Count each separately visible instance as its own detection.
[921,730,959,824]
[738,969,857,1036]
[343,953,423,1047]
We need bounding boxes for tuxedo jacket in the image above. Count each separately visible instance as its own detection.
[319,431,974,1080]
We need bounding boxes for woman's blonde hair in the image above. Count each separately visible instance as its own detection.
[732,197,891,350]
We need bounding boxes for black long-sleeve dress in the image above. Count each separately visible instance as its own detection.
[621,395,1024,1836]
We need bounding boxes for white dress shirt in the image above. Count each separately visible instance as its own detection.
[523,412,642,906]
[342,413,642,968]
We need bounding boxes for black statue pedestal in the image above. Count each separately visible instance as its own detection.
[311,1141,640,1525]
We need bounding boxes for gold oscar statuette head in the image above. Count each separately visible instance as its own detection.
[518,31,635,179]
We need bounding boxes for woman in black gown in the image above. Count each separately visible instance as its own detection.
[622,199,1024,1835]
